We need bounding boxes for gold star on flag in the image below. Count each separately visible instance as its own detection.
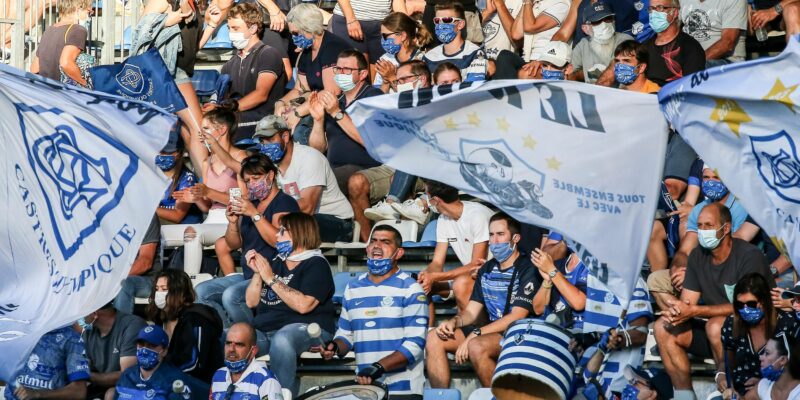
[763,79,798,113]
[467,112,481,127]
[546,156,562,171]
[496,117,510,132]
[523,135,537,150]
[710,98,751,137]
[443,117,457,130]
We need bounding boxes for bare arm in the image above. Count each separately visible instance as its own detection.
[224,219,243,250]
[479,306,529,335]
[551,270,586,311]
[156,201,191,224]
[245,271,263,308]
[392,0,408,14]
[296,186,323,215]
[732,221,760,242]
[451,300,485,327]
[433,241,488,281]
[59,45,87,86]
[89,357,136,387]
[704,28,740,60]
[552,0,583,41]
[128,243,157,276]
[30,56,40,74]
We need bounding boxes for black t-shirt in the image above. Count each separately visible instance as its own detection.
[683,238,774,305]
[254,255,337,333]
[173,0,200,76]
[297,32,352,92]
[469,255,541,321]
[645,31,706,87]
[262,29,289,59]
[83,312,147,374]
[142,215,162,277]
[164,304,224,382]
[325,85,384,169]
[239,191,300,279]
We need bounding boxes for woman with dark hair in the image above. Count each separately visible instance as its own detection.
[245,212,335,395]
[756,335,800,400]
[156,139,202,225]
[147,269,224,382]
[719,273,800,397]
[433,61,462,85]
[374,12,433,92]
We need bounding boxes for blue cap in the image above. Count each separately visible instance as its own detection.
[624,366,673,399]
[136,325,169,348]
[585,1,615,23]
[782,282,800,299]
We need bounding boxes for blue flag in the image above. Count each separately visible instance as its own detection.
[0,64,172,381]
[659,35,800,277]
[90,48,188,113]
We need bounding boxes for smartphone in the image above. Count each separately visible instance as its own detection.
[229,188,242,203]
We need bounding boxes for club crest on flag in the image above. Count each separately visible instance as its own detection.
[458,138,553,219]
[115,63,147,95]
[750,130,800,204]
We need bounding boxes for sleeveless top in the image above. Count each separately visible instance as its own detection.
[204,156,237,209]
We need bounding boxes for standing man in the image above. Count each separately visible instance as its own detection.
[210,323,283,400]
[317,225,428,399]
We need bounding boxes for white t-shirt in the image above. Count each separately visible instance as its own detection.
[278,144,354,220]
[680,0,747,61]
[482,0,524,60]
[436,201,494,265]
[757,378,800,400]
[522,0,571,62]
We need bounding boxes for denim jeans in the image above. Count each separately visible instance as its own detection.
[114,275,154,314]
[255,323,333,396]
[385,171,417,203]
[194,274,252,328]
[315,214,353,242]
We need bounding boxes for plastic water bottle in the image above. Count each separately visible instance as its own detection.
[755,26,768,42]
[172,380,191,400]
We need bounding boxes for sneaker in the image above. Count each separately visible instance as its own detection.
[364,201,400,221]
[392,198,429,225]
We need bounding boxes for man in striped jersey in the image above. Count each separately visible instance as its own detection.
[316,225,428,399]
[210,323,283,400]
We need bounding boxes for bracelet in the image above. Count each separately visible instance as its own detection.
[267,276,280,288]
[206,23,217,29]
[542,280,553,289]
[270,12,280,16]
[346,20,358,25]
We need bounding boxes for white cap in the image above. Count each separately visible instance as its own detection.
[537,41,572,68]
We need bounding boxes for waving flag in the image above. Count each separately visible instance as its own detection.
[349,80,668,308]
[659,35,800,275]
[0,64,172,380]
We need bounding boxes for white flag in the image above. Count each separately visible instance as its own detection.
[349,80,668,307]
[659,36,800,275]
[0,65,173,378]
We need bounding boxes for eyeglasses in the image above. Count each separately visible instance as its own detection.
[433,16,463,24]
[332,66,364,74]
[734,300,759,310]
[223,384,236,400]
[381,32,399,40]
[648,5,676,12]
[392,74,420,85]
[590,16,615,25]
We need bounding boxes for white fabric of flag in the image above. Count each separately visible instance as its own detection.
[349,79,668,311]
[0,65,173,379]
[659,36,800,276]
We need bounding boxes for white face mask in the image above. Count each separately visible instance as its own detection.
[396,80,417,93]
[229,31,250,50]
[154,291,168,309]
[592,21,615,42]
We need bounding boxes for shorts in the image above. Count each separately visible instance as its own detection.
[646,269,679,296]
[358,164,394,203]
[663,132,697,182]
[687,318,713,358]
[175,67,191,85]
[328,14,385,63]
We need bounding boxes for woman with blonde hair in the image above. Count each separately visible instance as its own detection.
[29,0,93,87]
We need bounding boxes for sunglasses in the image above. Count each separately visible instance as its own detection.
[433,16,463,24]
[734,300,759,310]
[381,32,399,40]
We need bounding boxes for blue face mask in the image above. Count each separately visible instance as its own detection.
[761,363,784,381]
[77,317,94,332]
[256,143,285,163]
[702,179,729,201]
[155,155,177,171]
[648,10,671,33]
[542,69,565,80]
[434,23,458,44]
[276,240,293,259]
[381,37,402,55]
[367,251,396,276]
[739,305,764,325]
[224,349,252,373]
[292,34,314,49]
[137,347,160,370]
[615,63,639,85]
[622,384,640,400]
[489,240,516,263]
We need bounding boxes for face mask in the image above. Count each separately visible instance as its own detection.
[77,316,94,332]
[542,69,565,80]
[137,347,160,370]
[367,251,396,276]
[615,63,639,85]
[292,34,314,50]
[396,80,417,93]
[248,178,272,201]
[256,143,285,163]
[698,224,726,249]
[154,291,168,309]
[435,23,458,44]
[229,31,250,50]
[425,196,439,214]
[702,179,729,201]
[334,73,357,92]
[649,10,671,33]
[592,21,615,41]
[621,384,640,400]
[489,240,516,263]
[155,155,177,171]
[276,240,293,259]
[739,305,764,325]
[381,37,402,55]
[224,349,252,373]
[761,362,784,381]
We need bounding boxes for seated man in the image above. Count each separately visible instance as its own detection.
[518,40,572,80]
[423,1,487,82]
[426,213,541,388]
[531,236,589,329]
[611,40,661,93]
[252,115,354,242]
[317,225,428,399]
[6,326,89,400]
[417,179,493,314]
[680,0,746,66]
[80,302,147,400]
[114,215,160,314]
[569,1,634,83]
[211,323,282,399]
[653,203,773,400]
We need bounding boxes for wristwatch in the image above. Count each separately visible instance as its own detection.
[333,111,346,121]
[775,3,783,14]
[770,264,779,277]
[471,328,482,336]
[548,269,558,279]
[252,214,262,222]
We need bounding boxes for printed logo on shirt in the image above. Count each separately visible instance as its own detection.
[381,296,394,307]
[27,354,39,371]
[145,389,156,399]
[417,294,427,302]
[682,9,712,42]
[524,282,535,295]
[447,237,457,243]
[604,292,615,303]
[283,182,301,200]
[365,309,378,317]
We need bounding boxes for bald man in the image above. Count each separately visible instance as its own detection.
[210,323,282,398]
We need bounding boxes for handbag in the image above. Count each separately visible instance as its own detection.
[59,24,96,89]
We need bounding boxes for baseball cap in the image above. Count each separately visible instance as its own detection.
[162,120,181,153]
[253,115,290,139]
[136,325,169,348]
[585,1,615,23]
[624,366,674,399]
[537,41,572,68]
[782,282,800,299]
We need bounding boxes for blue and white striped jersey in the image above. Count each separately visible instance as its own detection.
[422,41,487,83]
[335,270,428,395]
[210,360,282,400]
